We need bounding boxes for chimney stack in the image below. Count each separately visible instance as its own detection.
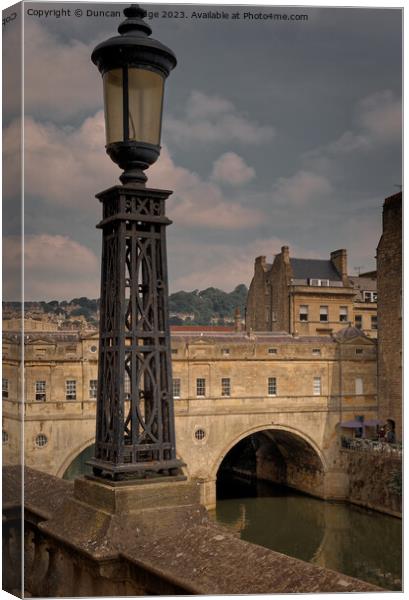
[281,246,290,264]
[255,256,267,270]
[234,307,242,332]
[331,249,348,284]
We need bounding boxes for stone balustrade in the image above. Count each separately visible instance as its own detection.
[3,465,381,597]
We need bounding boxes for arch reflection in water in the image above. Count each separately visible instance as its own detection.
[214,479,401,591]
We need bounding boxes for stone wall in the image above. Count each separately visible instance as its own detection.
[3,466,381,596]
[341,449,402,517]
[256,433,326,498]
[377,192,402,440]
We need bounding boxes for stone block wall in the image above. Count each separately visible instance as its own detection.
[341,450,401,517]
[377,192,402,440]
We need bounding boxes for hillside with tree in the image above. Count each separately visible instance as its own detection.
[3,285,248,328]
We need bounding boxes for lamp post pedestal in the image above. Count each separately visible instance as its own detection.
[88,184,184,480]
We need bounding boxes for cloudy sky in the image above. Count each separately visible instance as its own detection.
[3,2,402,300]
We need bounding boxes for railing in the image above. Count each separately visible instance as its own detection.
[341,436,402,457]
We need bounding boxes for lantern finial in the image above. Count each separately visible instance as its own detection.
[118,4,152,36]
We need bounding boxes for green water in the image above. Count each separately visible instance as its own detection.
[212,479,402,591]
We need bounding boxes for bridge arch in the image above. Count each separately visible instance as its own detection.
[210,423,328,483]
[56,437,95,478]
[57,439,190,479]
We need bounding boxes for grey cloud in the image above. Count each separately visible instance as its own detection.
[164,91,275,146]
[18,3,402,297]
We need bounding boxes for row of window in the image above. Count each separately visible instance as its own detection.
[1,375,366,402]
[64,380,98,401]
[2,379,98,402]
[179,376,365,397]
[174,347,266,357]
[3,430,48,448]
[355,315,377,330]
[297,305,377,329]
[299,305,346,323]
[172,346,369,358]
[173,376,329,398]
[4,377,279,401]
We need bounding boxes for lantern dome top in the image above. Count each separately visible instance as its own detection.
[91,3,176,78]
[118,4,152,36]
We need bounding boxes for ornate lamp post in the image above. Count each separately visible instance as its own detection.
[87,4,183,480]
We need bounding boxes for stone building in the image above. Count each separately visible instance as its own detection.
[246,247,377,338]
[377,191,402,440]
[3,321,378,507]
[349,271,378,336]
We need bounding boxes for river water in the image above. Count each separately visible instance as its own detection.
[211,477,402,591]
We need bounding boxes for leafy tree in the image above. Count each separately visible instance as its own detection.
[71,307,93,318]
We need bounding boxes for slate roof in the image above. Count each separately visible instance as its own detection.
[290,258,341,281]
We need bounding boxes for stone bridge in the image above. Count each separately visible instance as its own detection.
[174,397,346,508]
[4,329,378,509]
[15,395,351,510]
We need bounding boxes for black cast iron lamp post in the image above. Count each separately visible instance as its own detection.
[87,4,184,481]
[92,3,176,185]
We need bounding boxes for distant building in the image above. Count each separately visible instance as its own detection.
[377,191,402,440]
[169,312,196,321]
[3,318,59,332]
[246,247,377,337]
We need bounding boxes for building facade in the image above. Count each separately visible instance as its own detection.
[246,247,377,338]
[349,272,378,337]
[377,192,402,440]
[3,321,378,508]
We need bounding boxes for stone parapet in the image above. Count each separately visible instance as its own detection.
[3,465,382,596]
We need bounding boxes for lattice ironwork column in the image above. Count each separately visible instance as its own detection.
[87,185,184,479]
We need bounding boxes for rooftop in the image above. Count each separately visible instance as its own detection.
[349,276,377,293]
[290,258,341,281]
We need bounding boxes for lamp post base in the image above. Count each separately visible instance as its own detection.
[86,457,186,481]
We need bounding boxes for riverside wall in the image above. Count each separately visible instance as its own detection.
[341,449,402,517]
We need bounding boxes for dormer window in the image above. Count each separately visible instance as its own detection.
[363,291,377,303]
[309,279,330,287]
